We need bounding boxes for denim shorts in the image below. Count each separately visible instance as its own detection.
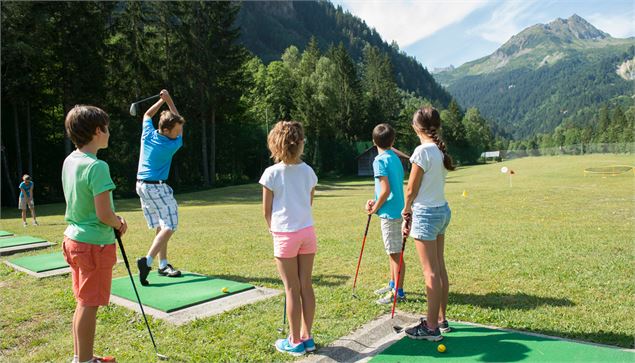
[410,203,451,241]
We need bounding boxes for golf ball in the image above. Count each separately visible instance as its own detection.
[221,287,229,293]
[501,166,509,173]
[437,344,446,353]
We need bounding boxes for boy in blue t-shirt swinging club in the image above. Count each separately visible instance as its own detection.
[135,89,186,286]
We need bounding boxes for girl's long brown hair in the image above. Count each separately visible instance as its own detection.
[412,107,455,171]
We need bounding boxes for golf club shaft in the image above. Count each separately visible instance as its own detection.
[133,94,160,105]
[282,294,286,326]
[114,232,162,356]
[352,214,372,290]
[391,216,410,319]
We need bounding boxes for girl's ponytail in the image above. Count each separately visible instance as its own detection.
[412,107,455,171]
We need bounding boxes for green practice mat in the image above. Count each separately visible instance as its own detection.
[9,252,68,273]
[0,235,47,248]
[111,272,255,313]
[0,230,13,237]
[371,322,634,362]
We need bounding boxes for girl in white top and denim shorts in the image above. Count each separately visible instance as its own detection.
[402,107,455,342]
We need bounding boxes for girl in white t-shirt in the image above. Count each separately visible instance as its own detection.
[259,121,318,356]
[401,107,455,341]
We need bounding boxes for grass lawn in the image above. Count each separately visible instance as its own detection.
[1,154,633,362]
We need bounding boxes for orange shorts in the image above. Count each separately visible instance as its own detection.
[62,237,117,307]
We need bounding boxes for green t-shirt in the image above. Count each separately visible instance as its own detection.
[62,150,116,245]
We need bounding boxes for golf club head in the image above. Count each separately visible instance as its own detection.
[129,103,138,117]
[156,353,169,360]
[277,327,285,334]
[392,325,404,334]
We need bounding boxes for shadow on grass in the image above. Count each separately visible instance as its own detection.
[402,291,574,310]
[203,273,350,288]
[450,292,574,310]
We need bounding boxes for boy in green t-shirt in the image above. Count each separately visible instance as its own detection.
[62,105,128,363]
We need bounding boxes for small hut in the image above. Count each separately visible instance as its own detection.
[356,142,410,176]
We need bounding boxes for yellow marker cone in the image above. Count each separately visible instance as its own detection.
[462,190,468,198]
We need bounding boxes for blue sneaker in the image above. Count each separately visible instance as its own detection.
[303,337,316,352]
[275,338,306,356]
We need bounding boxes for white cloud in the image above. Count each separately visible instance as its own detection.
[471,0,543,44]
[339,0,490,47]
[586,13,635,38]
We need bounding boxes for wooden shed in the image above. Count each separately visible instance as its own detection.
[356,142,410,176]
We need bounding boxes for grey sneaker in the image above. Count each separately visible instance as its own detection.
[405,319,443,341]
[376,290,406,305]
[158,264,181,277]
[439,319,451,333]
[374,285,392,295]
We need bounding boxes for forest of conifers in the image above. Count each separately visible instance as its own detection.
[1,2,631,205]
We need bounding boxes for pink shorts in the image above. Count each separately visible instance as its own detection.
[272,226,317,258]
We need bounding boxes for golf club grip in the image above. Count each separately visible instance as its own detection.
[352,214,372,289]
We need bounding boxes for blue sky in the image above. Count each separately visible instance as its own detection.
[331,0,635,70]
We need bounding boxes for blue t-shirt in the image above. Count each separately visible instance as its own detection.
[373,149,405,219]
[19,181,33,198]
[136,117,183,181]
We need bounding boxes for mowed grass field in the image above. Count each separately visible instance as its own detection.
[1,154,633,362]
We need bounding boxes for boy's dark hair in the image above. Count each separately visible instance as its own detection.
[158,110,185,132]
[372,123,395,149]
[65,105,110,148]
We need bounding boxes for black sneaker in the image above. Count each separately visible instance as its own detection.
[439,319,451,333]
[158,264,181,277]
[136,257,151,286]
[405,319,443,341]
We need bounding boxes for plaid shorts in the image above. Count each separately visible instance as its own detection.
[136,181,178,231]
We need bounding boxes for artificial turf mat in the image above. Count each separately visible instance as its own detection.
[9,252,68,273]
[0,235,47,248]
[370,322,634,362]
[111,272,255,313]
[0,230,13,237]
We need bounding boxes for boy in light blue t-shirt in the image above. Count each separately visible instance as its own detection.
[365,123,406,304]
[135,89,186,286]
[18,174,38,226]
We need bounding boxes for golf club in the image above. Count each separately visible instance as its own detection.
[276,294,286,334]
[114,229,168,360]
[129,94,161,116]
[391,214,411,334]
[352,214,372,298]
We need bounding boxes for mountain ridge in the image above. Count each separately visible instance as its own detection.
[433,14,634,138]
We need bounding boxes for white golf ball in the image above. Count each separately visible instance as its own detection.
[501,166,509,173]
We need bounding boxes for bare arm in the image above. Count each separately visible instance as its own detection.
[310,187,315,206]
[94,191,128,235]
[29,186,34,202]
[403,163,424,215]
[262,187,273,231]
[368,176,390,215]
[144,97,165,120]
[160,89,179,116]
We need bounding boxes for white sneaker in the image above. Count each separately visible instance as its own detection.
[374,285,392,295]
[33,221,39,226]
[23,221,28,227]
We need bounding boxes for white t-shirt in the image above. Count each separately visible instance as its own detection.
[410,143,448,208]
[259,162,318,232]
